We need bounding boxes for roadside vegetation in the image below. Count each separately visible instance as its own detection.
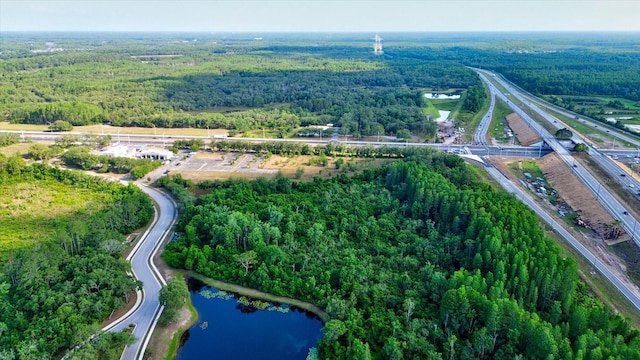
[158,148,640,359]
[488,98,513,144]
[0,157,154,359]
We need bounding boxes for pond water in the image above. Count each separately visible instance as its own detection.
[175,278,324,360]
[424,93,461,100]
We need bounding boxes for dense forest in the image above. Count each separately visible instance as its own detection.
[160,149,640,359]
[2,33,638,139]
[0,35,480,138]
[0,157,153,359]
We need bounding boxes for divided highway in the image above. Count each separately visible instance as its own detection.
[105,184,178,359]
[477,70,640,246]
[475,70,640,312]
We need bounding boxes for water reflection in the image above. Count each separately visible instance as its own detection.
[175,277,323,360]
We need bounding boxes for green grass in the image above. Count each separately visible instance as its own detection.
[451,86,491,141]
[430,98,459,111]
[0,179,109,255]
[507,159,545,182]
[542,107,636,148]
[423,99,440,119]
[0,142,32,156]
[565,96,640,111]
[241,129,282,138]
[489,98,513,144]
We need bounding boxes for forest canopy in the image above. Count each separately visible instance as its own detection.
[160,149,640,359]
[0,159,153,359]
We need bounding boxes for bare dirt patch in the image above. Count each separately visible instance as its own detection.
[488,155,640,306]
[538,153,617,238]
[506,113,541,146]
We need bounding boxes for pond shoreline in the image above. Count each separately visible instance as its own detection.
[186,271,330,323]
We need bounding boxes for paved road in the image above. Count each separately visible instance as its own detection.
[474,72,496,146]
[104,184,178,360]
[471,72,640,312]
[484,165,640,311]
[488,72,640,149]
[4,129,558,159]
[477,70,640,246]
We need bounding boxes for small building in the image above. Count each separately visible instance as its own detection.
[97,144,138,158]
[137,147,174,161]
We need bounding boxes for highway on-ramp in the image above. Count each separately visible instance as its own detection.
[104,184,178,360]
[474,69,640,312]
[476,70,640,247]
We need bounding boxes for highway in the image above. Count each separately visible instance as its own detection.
[2,129,556,159]
[485,165,640,311]
[477,70,640,247]
[471,71,640,312]
[489,72,640,149]
[104,183,178,360]
[473,72,496,146]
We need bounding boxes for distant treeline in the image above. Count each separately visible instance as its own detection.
[3,34,639,138]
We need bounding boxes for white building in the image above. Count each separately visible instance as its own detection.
[137,147,175,160]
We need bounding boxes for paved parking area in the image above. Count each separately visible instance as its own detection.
[172,152,277,175]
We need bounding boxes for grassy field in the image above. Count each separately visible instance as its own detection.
[543,108,636,148]
[449,86,491,142]
[0,121,228,137]
[488,98,513,144]
[423,100,441,119]
[0,179,109,255]
[0,142,32,156]
[430,98,459,111]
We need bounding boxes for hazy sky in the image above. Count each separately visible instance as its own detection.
[1,0,639,32]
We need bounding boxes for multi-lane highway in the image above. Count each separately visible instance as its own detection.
[477,70,640,246]
[485,165,640,310]
[1,129,556,159]
[104,184,178,359]
[474,72,496,146]
[475,70,640,312]
[489,72,640,149]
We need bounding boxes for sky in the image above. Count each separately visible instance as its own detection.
[1,0,639,33]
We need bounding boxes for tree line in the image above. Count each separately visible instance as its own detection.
[159,150,640,359]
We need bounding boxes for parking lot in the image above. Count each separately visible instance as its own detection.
[169,151,278,178]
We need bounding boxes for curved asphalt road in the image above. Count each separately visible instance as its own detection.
[104,183,178,360]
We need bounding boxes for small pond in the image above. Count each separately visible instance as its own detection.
[175,278,324,360]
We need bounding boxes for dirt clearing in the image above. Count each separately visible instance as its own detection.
[538,153,619,238]
[506,113,542,146]
[172,152,394,182]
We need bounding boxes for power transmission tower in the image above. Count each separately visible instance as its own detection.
[373,34,383,55]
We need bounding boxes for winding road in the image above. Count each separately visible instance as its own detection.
[104,183,178,360]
